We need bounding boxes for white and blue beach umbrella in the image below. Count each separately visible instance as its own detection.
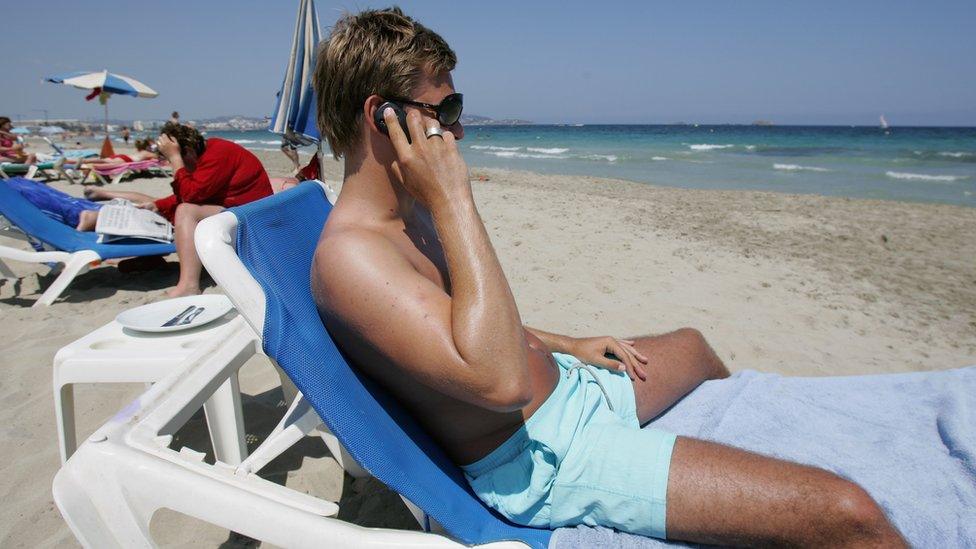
[45,70,158,99]
[45,70,157,153]
[269,0,321,145]
[10,127,31,135]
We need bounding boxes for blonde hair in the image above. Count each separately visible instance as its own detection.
[313,6,456,158]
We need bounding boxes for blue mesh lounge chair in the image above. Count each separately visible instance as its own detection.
[51,180,552,547]
[0,178,175,306]
[202,180,552,546]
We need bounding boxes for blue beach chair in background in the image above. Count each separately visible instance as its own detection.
[52,181,551,547]
[0,178,175,306]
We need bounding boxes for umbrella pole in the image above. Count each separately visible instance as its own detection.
[100,99,115,158]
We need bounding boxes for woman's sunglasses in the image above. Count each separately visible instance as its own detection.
[386,93,464,126]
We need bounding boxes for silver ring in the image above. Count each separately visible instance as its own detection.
[425,126,445,139]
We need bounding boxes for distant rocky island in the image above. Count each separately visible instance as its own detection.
[460,114,533,126]
[170,114,532,131]
[23,113,534,133]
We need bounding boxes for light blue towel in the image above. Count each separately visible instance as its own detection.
[552,366,976,548]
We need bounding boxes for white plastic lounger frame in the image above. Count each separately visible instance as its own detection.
[53,303,250,465]
[0,215,101,307]
[190,182,362,479]
[53,181,527,548]
[0,163,41,180]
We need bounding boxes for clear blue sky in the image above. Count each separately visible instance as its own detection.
[4,1,975,126]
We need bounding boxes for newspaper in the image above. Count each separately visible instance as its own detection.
[95,199,174,244]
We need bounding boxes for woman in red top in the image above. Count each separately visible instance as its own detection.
[86,123,273,296]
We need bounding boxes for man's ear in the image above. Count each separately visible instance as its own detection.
[363,94,385,134]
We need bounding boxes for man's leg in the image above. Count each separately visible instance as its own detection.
[628,328,730,424]
[665,437,906,547]
[168,203,224,298]
[281,145,301,173]
[83,187,157,203]
[620,331,904,545]
[76,209,99,231]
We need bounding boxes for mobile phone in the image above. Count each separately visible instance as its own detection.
[374,101,411,143]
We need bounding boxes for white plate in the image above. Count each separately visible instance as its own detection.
[116,295,234,333]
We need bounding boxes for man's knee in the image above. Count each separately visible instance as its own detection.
[673,327,728,379]
[823,478,898,544]
[674,327,706,346]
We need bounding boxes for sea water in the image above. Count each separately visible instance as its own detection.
[210,125,976,207]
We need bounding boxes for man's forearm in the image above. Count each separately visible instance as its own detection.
[429,192,529,401]
[525,327,577,355]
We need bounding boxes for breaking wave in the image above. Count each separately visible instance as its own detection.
[774,163,830,172]
[688,144,734,151]
[470,145,521,151]
[885,171,967,182]
[488,151,568,159]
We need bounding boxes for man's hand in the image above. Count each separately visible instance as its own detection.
[157,133,181,160]
[569,336,649,381]
[383,107,470,209]
[136,201,159,213]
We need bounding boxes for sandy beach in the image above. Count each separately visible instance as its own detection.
[1,141,974,546]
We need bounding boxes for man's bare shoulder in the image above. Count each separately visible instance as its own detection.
[313,221,405,300]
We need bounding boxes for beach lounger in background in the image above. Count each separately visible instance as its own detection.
[52,181,550,548]
[0,180,175,307]
[1,148,97,182]
[86,159,171,185]
[42,137,95,159]
[1,160,53,181]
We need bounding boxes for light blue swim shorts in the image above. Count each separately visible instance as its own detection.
[462,353,678,539]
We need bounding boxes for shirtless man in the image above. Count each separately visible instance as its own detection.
[310,8,905,547]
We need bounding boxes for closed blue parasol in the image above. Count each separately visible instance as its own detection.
[269,0,321,146]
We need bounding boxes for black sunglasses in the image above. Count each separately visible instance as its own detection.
[386,92,464,126]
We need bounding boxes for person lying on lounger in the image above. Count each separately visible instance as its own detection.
[0,116,37,165]
[82,123,273,297]
[4,177,102,230]
[57,137,158,168]
[308,8,907,547]
[55,138,160,181]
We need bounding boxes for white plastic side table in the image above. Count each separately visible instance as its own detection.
[53,303,259,465]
